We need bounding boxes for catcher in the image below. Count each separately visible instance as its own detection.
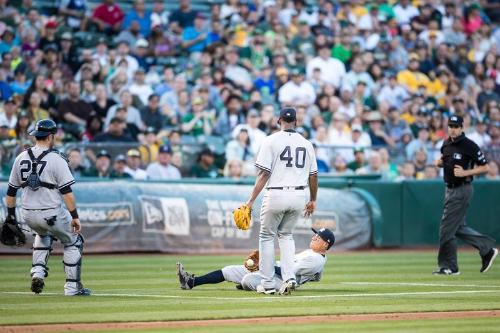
[176,228,334,294]
[1,119,91,296]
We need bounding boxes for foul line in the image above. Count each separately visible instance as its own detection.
[340,282,500,288]
[2,289,500,300]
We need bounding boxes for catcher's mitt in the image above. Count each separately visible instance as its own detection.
[233,204,251,230]
[0,216,26,247]
[244,250,259,272]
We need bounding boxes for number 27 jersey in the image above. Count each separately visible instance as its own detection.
[8,146,75,209]
[255,130,318,188]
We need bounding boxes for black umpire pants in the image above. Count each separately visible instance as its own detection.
[438,183,495,271]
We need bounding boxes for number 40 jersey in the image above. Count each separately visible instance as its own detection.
[8,146,75,210]
[255,129,318,187]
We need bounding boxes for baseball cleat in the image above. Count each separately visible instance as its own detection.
[256,285,276,295]
[31,277,45,294]
[432,268,460,275]
[480,248,498,273]
[176,262,194,290]
[278,278,297,295]
[72,288,92,296]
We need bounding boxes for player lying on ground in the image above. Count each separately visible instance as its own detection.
[176,228,334,294]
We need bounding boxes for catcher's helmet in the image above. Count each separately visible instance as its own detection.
[29,119,57,138]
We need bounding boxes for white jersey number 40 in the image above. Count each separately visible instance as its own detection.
[279,146,306,168]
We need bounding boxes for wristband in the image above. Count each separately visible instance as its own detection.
[7,207,16,216]
[70,209,79,219]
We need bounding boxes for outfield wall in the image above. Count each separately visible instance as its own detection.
[0,180,373,253]
[320,179,500,247]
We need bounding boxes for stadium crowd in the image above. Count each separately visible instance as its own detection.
[0,0,499,181]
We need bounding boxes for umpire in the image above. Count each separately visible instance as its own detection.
[434,115,497,275]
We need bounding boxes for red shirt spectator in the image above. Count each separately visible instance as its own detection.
[92,0,124,32]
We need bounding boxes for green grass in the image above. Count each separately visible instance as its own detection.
[1,251,500,329]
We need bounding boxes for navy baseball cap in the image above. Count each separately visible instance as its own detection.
[159,144,173,154]
[312,228,335,249]
[279,107,297,122]
[448,115,463,127]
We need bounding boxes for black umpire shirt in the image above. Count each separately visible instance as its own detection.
[441,133,487,186]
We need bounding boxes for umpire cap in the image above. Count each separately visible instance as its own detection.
[312,227,335,249]
[29,119,57,138]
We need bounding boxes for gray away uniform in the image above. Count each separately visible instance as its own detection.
[8,146,84,295]
[221,249,327,291]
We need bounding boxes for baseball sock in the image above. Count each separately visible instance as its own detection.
[192,270,224,288]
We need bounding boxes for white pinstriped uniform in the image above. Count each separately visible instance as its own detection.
[254,129,318,290]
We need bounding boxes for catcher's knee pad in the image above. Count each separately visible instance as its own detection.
[31,235,53,278]
[63,234,84,284]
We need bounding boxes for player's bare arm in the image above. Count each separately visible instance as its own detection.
[305,174,318,217]
[63,192,81,234]
[246,169,271,209]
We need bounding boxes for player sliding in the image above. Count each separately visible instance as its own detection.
[176,228,334,293]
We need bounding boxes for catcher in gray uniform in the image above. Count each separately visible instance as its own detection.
[4,119,91,296]
[176,228,335,293]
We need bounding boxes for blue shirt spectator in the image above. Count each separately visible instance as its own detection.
[122,0,152,37]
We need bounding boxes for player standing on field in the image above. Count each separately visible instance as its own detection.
[5,119,91,296]
[245,107,318,295]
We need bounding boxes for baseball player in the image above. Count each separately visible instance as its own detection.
[5,119,91,296]
[246,107,318,295]
[176,228,335,292]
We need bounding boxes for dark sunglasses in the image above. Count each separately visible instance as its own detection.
[448,124,460,129]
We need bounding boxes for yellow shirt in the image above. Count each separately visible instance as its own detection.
[397,70,430,93]
[427,79,446,105]
[139,143,159,165]
[30,108,50,122]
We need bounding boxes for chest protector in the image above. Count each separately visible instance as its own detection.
[21,149,56,191]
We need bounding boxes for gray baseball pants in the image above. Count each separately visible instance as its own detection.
[438,183,495,271]
[21,207,85,295]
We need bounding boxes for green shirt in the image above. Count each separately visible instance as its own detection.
[189,164,221,178]
[331,45,352,64]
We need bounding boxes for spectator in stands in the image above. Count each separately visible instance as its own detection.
[343,56,374,96]
[82,112,103,142]
[306,44,346,89]
[395,161,416,181]
[58,81,93,138]
[14,111,31,142]
[122,0,152,38]
[124,148,148,180]
[92,0,125,35]
[146,144,181,180]
[26,92,49,123]
[347,147,367,172]
[397,53,430,94]
[224,46,252,91]
[223,158,244,180]
[66,147,86,178]
[214,94,245,139]
[160,73,187,116]
[406,125,433,162]
[59,0,89,31]
[331,154,355,176]
[93,117,134,142]
[278,68,316,107]
[181,97,214,137]
[91,83,116,121]
[485,161,499,180]
[59,32,80,74]
[356,150,386,178]
[105,90,144,131]
[181,12,208,57]
[140,94,164,132]
[23,74,57,116]
[469,117,491,148]
[190,148,220,178]
[379,147,399,181]
[366,111,395,147]
[423,164,439,179]
[83,149,111,178]
[169,0,198,34]
[225,127,254,167]
[129,69,153,106]
[231,109,266,153]
[115,41,139,78]
[0,97,17,129]
[378,74,409,109]
[413,148,428,179]
[110,154,132,179]
[10,66,30,95]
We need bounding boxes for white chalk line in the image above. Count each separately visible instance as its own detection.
[1,289,500,300]
[340,282,500,288]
